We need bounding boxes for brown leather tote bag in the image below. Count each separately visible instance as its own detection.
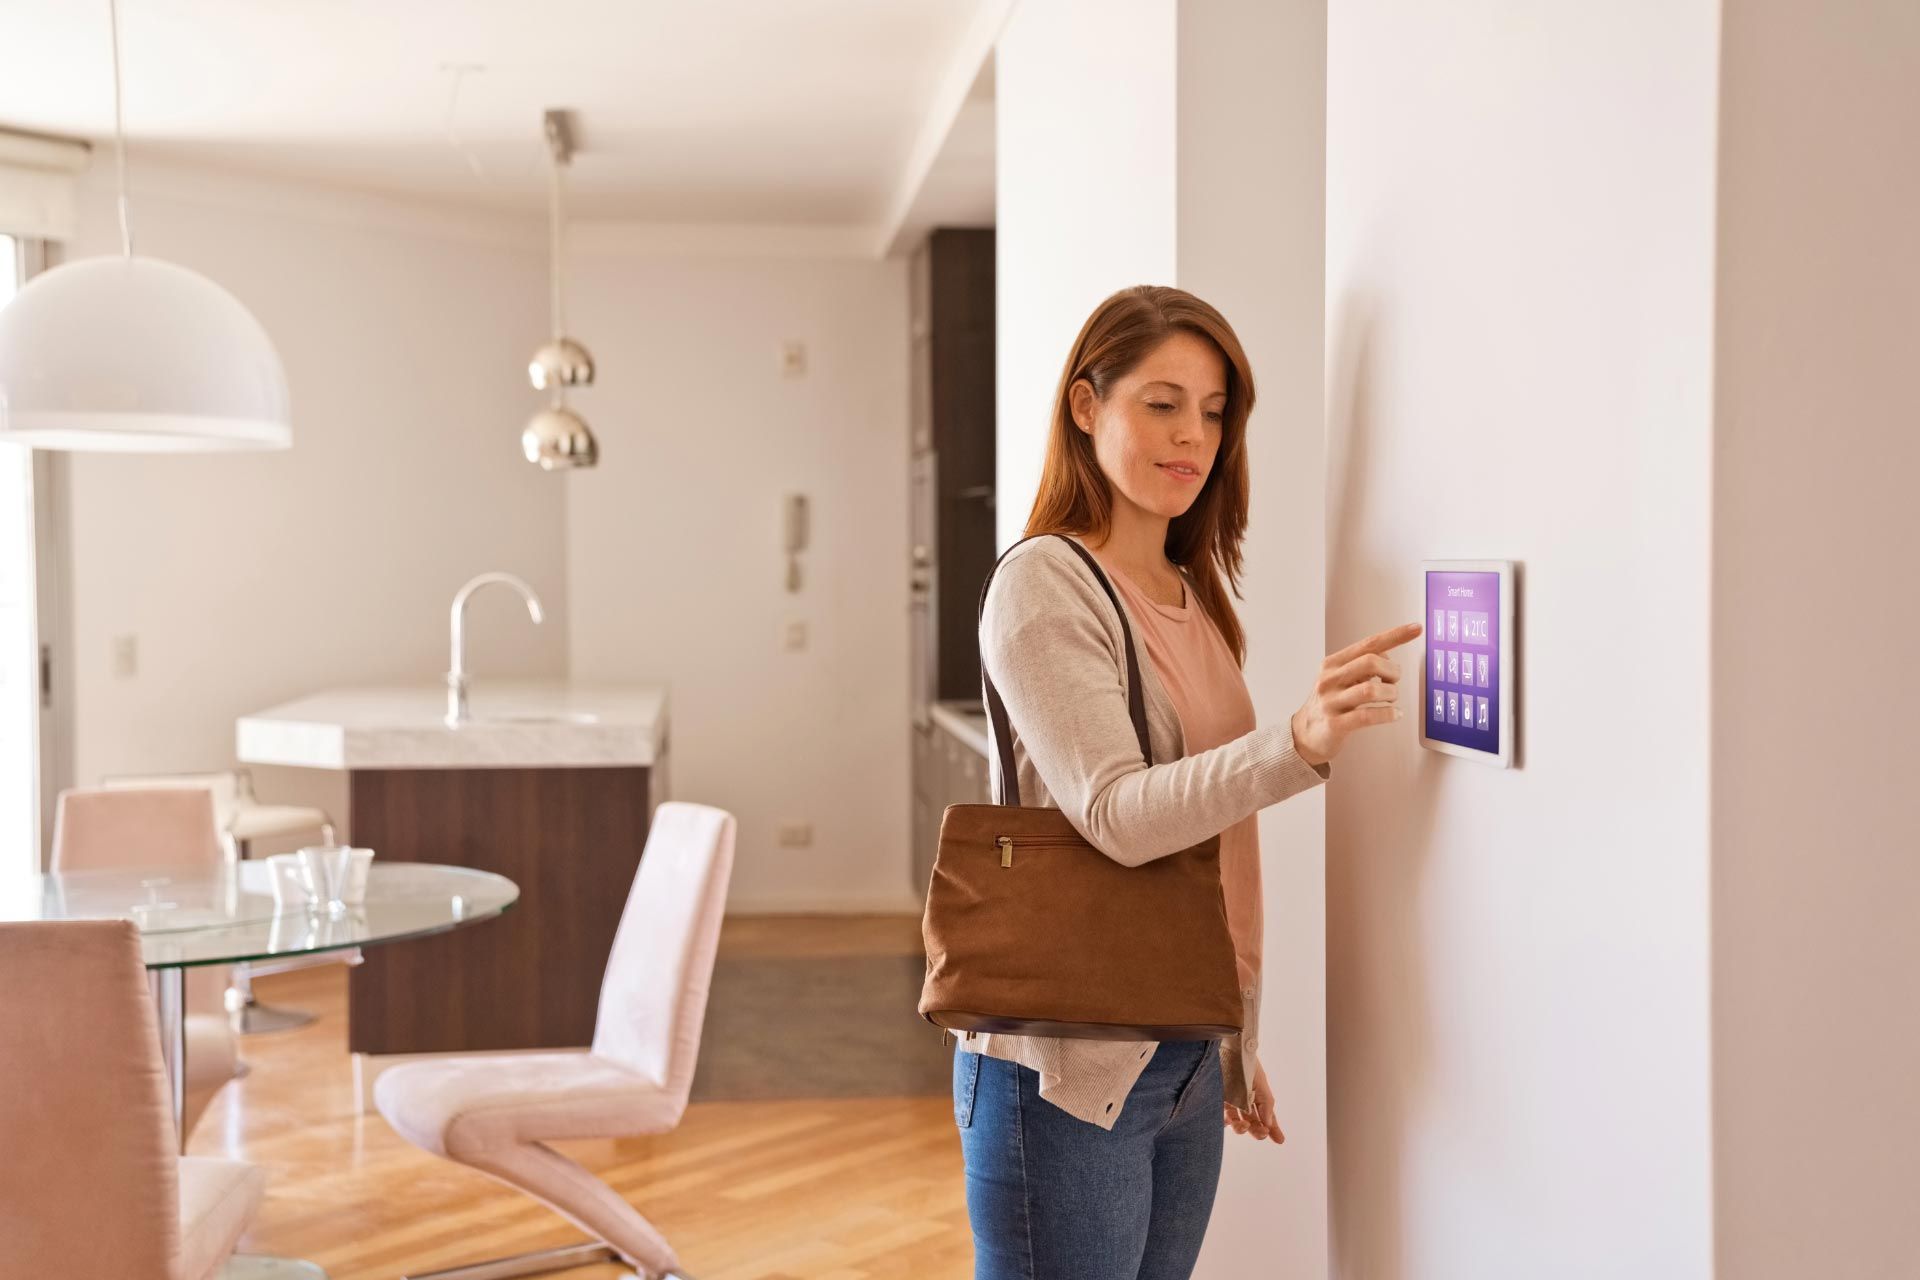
[918,534,1244,1041]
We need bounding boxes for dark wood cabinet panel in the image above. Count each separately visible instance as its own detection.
[346,765,652,1054]
[910,228,995,898]
[923,229,997,704]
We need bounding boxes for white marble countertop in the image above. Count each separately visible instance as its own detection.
[236,683,668,770]
[931,701,990,759]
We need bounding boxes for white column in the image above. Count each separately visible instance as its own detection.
[1711,2,1920,1275]
[996,4,1331,1275]
[994,0,1178,551]
[1178,3,1330,1277]
[1324,1,1719,1275]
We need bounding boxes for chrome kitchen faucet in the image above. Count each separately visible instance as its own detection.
[446,572,545,726]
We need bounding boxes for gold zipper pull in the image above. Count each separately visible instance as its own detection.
[998,836,1014,868]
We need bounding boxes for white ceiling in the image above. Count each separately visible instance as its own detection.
[888,57,994,252]
[0,0,997,231]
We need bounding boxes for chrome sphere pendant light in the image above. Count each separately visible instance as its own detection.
[0,0,290,452]
[521,109,598,470]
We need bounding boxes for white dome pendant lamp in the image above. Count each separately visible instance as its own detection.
[521,108,598,470]
[0,0,290,453]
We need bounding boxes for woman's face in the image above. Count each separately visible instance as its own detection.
[1070,331,1227,524]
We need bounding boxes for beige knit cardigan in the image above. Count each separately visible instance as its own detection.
[957,534,1329,1130]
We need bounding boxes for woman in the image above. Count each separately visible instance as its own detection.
[956,285,1422,1279]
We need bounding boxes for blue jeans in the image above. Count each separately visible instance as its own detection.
[954,1040,1225,1280]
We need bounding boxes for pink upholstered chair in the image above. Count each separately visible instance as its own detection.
[51,785,242,1140]
[52,784,227,870]
[376,801,737,1280]
[102,769,339,1034]
[0,919,265,1279]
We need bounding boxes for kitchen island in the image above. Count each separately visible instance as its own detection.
[237,683,668,1058]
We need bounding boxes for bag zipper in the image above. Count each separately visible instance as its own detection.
[996,834,1083,867]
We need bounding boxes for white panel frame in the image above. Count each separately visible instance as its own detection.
[1419,558,1516,769]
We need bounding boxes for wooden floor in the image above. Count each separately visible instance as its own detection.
[198,918,972,1280]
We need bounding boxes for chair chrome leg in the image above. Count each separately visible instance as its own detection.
[401,1243,619,1280]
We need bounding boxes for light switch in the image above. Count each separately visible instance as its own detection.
[783,620,808,651]
[777,821,813,848]
[780,341,807,378]
[112,634,138,678]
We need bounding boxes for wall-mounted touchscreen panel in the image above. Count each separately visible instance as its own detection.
[1421,561,1514,768]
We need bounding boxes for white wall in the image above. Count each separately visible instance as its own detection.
[1711,2,1920,1275]
[998,3,1330,1274]
[994,0,1176,549]
[1324,3,1719,1276]
[55,161,916,914]
[59,161,569,840]
[563,249,911,914]
[1178,2,1330,1275]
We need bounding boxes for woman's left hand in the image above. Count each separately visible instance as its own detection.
[1224,1059,1285,1144]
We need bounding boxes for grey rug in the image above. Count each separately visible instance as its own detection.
[690,953,952,1101]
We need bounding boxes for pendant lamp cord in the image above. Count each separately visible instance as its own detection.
[548,147,565,345]
[108,0,133,257]
[107,0,134,257]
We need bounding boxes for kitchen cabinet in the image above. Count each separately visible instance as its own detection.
[237,684,667,1056]
[907,228,994,899]
[912,704,991,899]
[907,229,995,727]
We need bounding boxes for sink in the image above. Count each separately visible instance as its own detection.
[472,711,602,726]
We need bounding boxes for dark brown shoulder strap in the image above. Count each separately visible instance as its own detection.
[976,533,1153,807]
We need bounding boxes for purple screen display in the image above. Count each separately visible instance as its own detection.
[1424,570,1500,754]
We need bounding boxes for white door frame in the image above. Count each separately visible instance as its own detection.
[11,237,72,870]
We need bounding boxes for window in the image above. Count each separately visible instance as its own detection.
[0,234,47,872]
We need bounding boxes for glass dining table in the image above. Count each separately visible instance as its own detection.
[0,860,518,1135]
[1,860,518,1279]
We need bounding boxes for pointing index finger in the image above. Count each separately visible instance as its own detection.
[1327,622,1425,667]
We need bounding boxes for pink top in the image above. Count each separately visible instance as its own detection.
[1089,550,1264,1004]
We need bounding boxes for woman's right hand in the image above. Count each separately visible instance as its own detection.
[1290,622,1425,768]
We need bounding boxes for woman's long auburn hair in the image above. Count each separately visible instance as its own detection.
[1024,285,1255,664]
